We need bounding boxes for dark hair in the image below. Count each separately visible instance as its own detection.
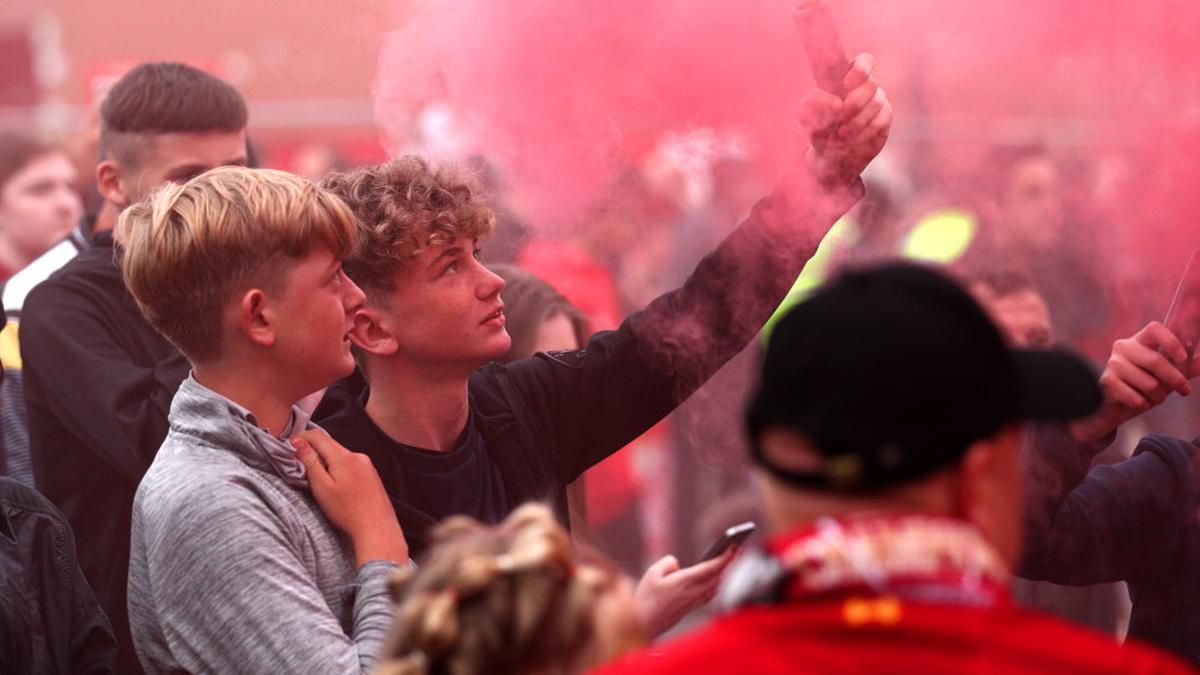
[99,62,247,166]
[0,127,67,192]
[490,264,590,361]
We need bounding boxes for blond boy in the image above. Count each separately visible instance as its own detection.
[121,166,407,674]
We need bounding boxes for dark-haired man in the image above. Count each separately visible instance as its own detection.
[597,263,1191,674]
[20,61,248,673]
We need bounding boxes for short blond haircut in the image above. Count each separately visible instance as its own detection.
[120,166,356,363]
[320,156,495,302]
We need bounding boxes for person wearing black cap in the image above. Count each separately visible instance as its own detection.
[596,262,1191,675]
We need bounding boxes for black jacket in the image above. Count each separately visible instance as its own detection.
[21,232,189,674]
[317,179,857,560]
[1021,428,1200,664]
[0,477,116,674]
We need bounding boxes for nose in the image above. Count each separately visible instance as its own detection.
[476,262,505,300]
[343,274,367,312]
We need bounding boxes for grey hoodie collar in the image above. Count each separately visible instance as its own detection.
[168,376,315,488]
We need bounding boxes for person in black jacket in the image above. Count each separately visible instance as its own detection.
[0,475,116,674]
[1020,319,1200,664]
[20,62,249,674]
[314,55,891,629]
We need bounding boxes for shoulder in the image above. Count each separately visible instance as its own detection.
[136,441,282,530]
[594,612,778,675]
[986,606,1193,673]
[0,478,73,572]
[0,477,67,525]
[1132,433,1200,467]
[2,239,82,318]
[21,249,116,324]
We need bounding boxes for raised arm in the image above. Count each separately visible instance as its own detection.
[1021,322,1199,583]
[505,54,891,482]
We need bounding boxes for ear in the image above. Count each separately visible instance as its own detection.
[238,289,276,348]
[95,159,133,209]
[349,306,399,357]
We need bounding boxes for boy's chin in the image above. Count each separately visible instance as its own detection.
[487,332,513,358]
[334,353,358,378]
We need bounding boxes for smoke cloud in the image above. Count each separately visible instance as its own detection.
[374,0,810,229]
[374,0,1200,292]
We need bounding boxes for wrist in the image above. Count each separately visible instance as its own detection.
[1067,418,1103,444]
[352,526,409,566]
[764,165,863,239]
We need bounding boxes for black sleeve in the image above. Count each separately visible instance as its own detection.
[504,172,863,483]
[1020,429,1197,585]
[67,526,117,675]
[20,282,190,483]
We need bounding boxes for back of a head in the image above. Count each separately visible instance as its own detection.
[320,156,495,302]
[100,62,247,167]
[379,504,641,675]
[746,261,1099,494]
[118,166,355,364]
[490,264,589,362]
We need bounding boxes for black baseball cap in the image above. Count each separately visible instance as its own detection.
[746,262,1101,491]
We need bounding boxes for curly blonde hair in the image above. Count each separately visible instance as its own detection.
[320,156,495,303]
[377,504,642,675]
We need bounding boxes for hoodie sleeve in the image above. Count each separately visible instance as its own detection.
[504,170,863,484]
[1020,428,1198,585]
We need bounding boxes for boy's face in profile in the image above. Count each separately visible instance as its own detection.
[373,237,512,370]
[270,246,365,392]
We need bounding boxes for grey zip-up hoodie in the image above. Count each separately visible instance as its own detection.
[128,376,400,674]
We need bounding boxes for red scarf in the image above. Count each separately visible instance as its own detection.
[767,514,1010,609]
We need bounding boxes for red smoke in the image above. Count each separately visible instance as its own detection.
[375,0,810,228]
[375,0,1200,318]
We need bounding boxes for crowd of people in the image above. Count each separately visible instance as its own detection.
[0,48,1198,675]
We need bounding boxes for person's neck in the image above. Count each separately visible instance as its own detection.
[0,240,27,279]
[364,357,473,452]
[193,362,297,437]
[93,201,118,235]
[763,477,958,537]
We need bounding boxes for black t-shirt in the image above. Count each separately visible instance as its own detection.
[391,416,510,524]
[319,385,509,528]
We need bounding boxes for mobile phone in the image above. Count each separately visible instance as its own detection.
[1164,250,1200,357]
[698,522,757,564]
[794,0,850,97]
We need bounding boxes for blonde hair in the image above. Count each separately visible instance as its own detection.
[119,166,356,362]
[320,156,495,302]
[378,504,640,675]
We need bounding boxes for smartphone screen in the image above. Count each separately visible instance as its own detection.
[1164,250,1200,357]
